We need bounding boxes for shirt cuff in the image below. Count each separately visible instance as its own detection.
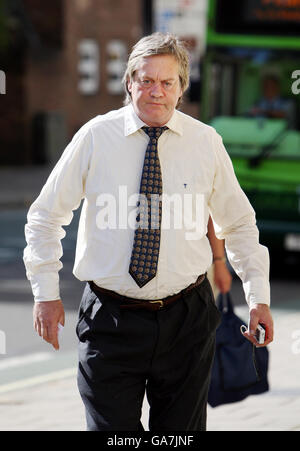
[243,278,271,308]
[29,272,61,302]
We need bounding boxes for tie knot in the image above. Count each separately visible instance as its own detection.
[142,126,168,139]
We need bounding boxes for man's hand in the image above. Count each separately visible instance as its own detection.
[243,303,274,347]
[33,300,65,350]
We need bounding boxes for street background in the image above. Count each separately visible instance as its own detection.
[1,0,300,432]
[0,166,299,431]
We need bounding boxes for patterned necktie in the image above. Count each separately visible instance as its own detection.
[129,126,168,288]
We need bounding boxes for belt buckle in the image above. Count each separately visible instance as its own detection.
[149,299,164,309]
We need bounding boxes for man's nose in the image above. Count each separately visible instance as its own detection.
[150,82,163,97]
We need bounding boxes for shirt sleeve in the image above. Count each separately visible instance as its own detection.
[208,129,270,307]
[23,126,93,302]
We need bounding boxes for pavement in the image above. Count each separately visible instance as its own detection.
[0,165,300,432]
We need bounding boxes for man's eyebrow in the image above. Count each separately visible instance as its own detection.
[139,75,176,81]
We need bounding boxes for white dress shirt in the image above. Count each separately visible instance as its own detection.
[23,104,270,307]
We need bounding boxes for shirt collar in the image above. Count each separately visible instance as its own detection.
[165,109,183,136]
[124,104,183,137]
[124,104,146,136]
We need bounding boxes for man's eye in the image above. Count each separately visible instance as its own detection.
[141,79,151,85]
[164,81,174,89]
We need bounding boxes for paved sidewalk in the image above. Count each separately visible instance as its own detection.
[0,305,299,431]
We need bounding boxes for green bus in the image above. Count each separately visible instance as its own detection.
[201,0,300,269]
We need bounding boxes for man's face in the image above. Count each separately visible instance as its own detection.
[127,54,183,127]
[263,78,280,100]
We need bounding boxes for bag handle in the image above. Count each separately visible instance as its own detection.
[216,292,234,314]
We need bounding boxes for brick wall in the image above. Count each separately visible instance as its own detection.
[1,0,200,165]
[25,0,144,163]
[1,0,143,164]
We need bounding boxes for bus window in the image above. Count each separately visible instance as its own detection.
[202,0,300,265]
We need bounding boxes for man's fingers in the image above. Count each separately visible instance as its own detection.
[45,322,60,350]
[248,312,259,336]
[50,323,60,350]
[242,330,258,346]
[59,313,65,328]
[245,303,274,347]
[36,319,59,350]
[263,322,274,345]
[243,320,274,347]
[40,322,50,343]
[242,317,259,344]
[243,330,272,347]
[33,299,64,350]
[34,319,42,337]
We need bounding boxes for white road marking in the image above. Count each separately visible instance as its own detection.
[0,352,54,371]
[0,367,77,394]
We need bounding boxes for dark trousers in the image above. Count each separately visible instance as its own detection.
[76,277,221,431]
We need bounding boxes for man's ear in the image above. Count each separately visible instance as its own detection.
[127,78,132,94]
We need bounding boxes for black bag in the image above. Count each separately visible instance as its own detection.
[208,292,269,407]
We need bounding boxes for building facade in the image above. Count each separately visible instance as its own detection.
[0,0,202,165]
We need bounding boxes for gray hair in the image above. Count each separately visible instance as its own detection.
[123,32,190,107]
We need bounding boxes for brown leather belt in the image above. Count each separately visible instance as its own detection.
[89,274,206,312]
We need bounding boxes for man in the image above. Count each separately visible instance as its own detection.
[24,33,273,431]
[249,74,295,126]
